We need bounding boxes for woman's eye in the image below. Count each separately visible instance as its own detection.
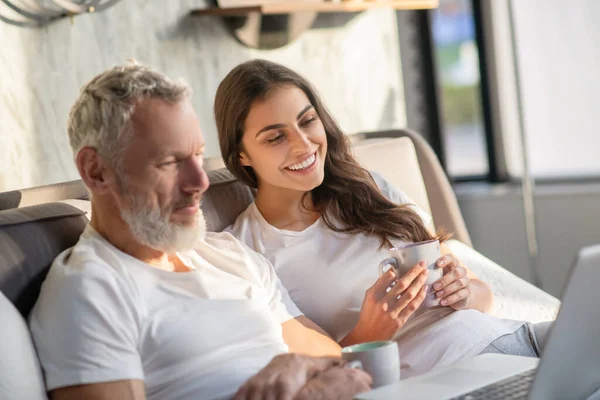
[266,134,284,144]
[301,116,318,127]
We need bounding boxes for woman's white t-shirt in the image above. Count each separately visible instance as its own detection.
[227,172,524,378]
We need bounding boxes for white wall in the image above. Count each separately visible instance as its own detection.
[0,0,406,192]
[456,184,600,298]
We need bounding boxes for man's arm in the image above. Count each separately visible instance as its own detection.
[282,316,342,357]
[50,380,145,400]
[243,246,342,357]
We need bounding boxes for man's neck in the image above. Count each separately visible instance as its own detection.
[254,186,321,231]
[89,202,178,272]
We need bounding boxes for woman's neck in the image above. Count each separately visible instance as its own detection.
[254,185,321,231]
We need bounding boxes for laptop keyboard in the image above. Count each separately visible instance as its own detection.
[449,368,537,400]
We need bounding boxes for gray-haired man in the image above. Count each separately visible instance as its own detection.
[29,62,370,400]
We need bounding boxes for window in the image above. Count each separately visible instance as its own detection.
[431,0,489,178]
[511,1,600,179]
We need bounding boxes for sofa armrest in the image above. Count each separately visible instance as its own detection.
[446,240,560,323]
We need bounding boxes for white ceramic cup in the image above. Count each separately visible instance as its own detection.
[341,340,401,388]
[378,239,443,308]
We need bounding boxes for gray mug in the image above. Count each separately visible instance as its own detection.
[378,239,443,308]
[341,340,401,388]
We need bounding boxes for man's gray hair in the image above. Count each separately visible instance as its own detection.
[67,61,191,168]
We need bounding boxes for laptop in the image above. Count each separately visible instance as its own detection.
[357,244,600,400]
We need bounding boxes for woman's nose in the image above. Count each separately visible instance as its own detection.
[289,128,311,152]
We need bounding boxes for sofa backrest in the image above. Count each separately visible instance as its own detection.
[0,180,88,211]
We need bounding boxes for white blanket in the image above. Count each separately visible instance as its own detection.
[446,240,560,323]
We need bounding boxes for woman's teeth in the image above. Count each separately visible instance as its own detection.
[287,154,316,171]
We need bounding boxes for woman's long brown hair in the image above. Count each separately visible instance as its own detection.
[215,59,449,247]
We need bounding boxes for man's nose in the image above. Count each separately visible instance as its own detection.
[181,157,209,194]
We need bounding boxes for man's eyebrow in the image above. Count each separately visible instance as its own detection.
[296,105,313,120]
[152,144,206,160]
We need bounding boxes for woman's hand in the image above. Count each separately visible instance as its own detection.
[433,246,494,313]
[340,263,429,346]
[432,254,471,310]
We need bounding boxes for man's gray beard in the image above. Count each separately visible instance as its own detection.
[119,190,207,253]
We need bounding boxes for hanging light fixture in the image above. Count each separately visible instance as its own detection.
[0,0,123,27]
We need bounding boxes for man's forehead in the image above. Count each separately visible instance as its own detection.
[129,98,204,146]
[131,97,191,127]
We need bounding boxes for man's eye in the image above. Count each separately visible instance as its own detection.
[159,160,178,168]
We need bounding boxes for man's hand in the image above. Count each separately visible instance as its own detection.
[233,354,343,400]
[294,365,372,400]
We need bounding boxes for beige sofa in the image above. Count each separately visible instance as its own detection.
[0,130,559,399]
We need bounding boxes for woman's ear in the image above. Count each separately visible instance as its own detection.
[239,151,252,167]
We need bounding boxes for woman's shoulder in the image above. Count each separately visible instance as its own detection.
[368,170,412,204]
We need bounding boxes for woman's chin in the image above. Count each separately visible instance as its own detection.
[294,171,325,192]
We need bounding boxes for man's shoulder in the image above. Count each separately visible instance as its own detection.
[30,232,140,329]
[43,230,131,293]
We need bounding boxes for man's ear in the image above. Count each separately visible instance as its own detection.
[76,147,112,195]
[239,151,252,167]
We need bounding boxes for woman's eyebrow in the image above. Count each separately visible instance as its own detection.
[255,123,286,138]
[255,105,314,138]
[296,104,313,120]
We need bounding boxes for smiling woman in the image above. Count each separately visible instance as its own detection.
[215,59,435,247]
[240,84,328,199]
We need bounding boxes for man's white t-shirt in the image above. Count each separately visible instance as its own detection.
[29,226,302,400]
[227,172,524,378]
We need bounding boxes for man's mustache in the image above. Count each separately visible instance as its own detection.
[172,196,201,210]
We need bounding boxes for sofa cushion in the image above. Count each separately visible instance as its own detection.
[353,136,432,220]
[0,292,47,400]
[0,203,88,317]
